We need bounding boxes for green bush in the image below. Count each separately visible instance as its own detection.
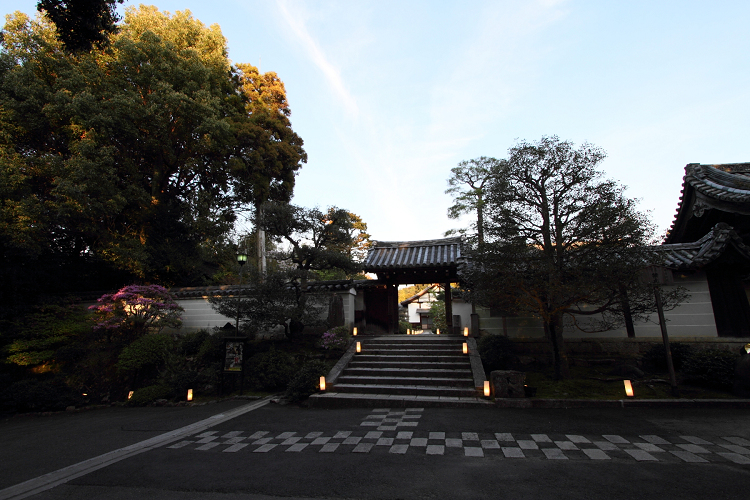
[682,349,739,390]
[127,384,172,406]
[399,321,410,334]
[117,334,174,373]
[179,330,212,356]
[318,325,350,350]
[0,378,83,412]
[642,343,693,372]
[284,359,329,402]
[478,335,515,374]
[249,347,297,391]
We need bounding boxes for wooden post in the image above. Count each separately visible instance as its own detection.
[444,283,453,333]
[654,286,679,397]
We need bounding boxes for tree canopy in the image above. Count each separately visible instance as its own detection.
[0,7,306,317]
[461,137,682,379]
[259,202,368,279]
[445,156,504,247]
[36,0,124,52]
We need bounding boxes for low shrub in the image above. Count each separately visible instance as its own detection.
[642,343,693,372]
[318,326,350,351]
[117,334,174,373]
[284,360,329,402]
[478,335,515,374]
[249,347,297,391]
[399,321,410,334]
[682,349,739,390]
[0,378,83,412]
[127,384,172,406]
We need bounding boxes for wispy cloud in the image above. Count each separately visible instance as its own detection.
[275,0,358,116]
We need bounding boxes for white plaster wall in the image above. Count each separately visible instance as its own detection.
[452,302,473,332]
[174,289,358,334]
[476,271,719,339]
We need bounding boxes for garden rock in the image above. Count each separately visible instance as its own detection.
[491,370,526,398]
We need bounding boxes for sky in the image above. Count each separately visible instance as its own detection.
[3,0,750,244]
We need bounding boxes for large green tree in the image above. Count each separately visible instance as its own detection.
[259,202,367,279]
[445,156,504,247]
[0,7,305,316]
[462,137,682,379]
[37,0,124,52]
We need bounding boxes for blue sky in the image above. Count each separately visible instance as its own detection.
[4,1,749,243]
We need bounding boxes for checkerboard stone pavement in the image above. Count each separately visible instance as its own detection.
[164,407,750,465]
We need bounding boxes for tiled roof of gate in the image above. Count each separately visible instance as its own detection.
[363,237,463,271]
[657,223,750,270]
[666,162,750,242]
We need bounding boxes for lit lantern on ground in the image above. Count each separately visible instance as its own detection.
[436,329,440,335]
[356,341,361,353]
[463,342,468,354]
[320,376,326,391]
[128,391,134,400]
[187,389,193,401]
[353,327,357,336]
[484,380,491,397]
[407,329,410,335]
[624,380,634,397]
[464,327,469,337]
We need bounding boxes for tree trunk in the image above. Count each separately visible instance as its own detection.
[546,314,570,379]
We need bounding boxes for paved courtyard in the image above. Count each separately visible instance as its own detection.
[2,399,749,500]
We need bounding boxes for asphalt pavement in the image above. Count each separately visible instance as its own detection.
[1,400,749,500]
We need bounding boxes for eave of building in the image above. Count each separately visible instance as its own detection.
[666,163,750,244]
[657,223,750,270]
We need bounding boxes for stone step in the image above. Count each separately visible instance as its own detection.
[308,392,494,408]
[363,338,465,345]
[352,354,468,363]
[347,360,470,370]
[331,383,478,397]
[358,348,463,356]
[336,375,475,387]
[342,367,472,378]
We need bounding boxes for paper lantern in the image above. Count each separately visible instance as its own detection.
[127,391,134,400]
[187,389,193,401]
[464,327,469,336]
[624,380,634,397]
[319,376,326,391]
[356,341,361,353]
[352,327,357,336]
[463,342,468,354]
[484,380,490,397]
[436,329,440,335]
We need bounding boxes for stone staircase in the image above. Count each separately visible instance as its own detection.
[309,335,492,408]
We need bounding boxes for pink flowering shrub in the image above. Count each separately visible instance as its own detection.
[318,325,350,350]
[89,285,183,341]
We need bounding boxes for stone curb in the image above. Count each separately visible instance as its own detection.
[493,398,750,409]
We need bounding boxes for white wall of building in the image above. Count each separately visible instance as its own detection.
[477,271,720,339]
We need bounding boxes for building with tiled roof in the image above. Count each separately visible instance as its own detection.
[655,163,750,337]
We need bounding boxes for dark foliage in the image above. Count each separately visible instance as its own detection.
[249,347,296,391]
[126,384,171,406]
[477,335,516,374]
[37,0,124,52]
[682,349,739,390]
[284,359,328,403]
[641,342,694,372]
[0,378,83,412]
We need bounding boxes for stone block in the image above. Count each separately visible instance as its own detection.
[490,370,526,398]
